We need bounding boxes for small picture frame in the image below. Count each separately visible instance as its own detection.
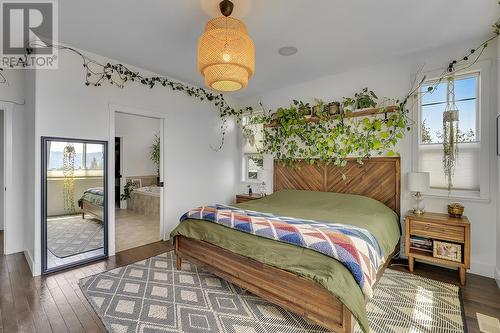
[130,179,142,189]
[433,240,462,262]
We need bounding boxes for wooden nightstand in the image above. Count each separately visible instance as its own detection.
[405,211,470,285]
[236,193,264,204]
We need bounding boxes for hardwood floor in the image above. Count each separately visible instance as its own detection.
[0,238,172,333]
[0,232,498,333]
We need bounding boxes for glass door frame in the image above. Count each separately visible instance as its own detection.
[41,136,109,274]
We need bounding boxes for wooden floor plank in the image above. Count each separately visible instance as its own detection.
[54,273,101,333]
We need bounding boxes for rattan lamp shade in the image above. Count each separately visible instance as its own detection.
[198,17,255,92]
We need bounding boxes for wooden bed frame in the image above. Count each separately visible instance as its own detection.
[175,157,401,333]
[80,199,104,221]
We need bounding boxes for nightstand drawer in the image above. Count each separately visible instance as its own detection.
[410,221,465,243]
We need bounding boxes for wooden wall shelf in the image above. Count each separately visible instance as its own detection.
[264,105,398,128]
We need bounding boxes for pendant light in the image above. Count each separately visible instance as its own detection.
[198,0,255,92]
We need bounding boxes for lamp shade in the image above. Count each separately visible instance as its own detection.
[408,172,430,192]
[198,17,255,92]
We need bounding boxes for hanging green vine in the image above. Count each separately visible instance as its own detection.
[62,144,76,213]
[243,90,410,168]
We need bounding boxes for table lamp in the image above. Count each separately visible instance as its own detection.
[257,170,268,196]
[408,172,430,215]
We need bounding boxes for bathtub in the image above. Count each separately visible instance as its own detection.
[134,186,161,197]
[127,186,161,217]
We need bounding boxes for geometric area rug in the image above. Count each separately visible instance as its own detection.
[47,215,104,258]
[79,251,467,333]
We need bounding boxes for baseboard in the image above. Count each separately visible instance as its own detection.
[495,267,500,289]
[23,249,35,276]
[470,261,495,278]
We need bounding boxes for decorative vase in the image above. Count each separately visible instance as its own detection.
[447,203,464,218]
[312,105,321,117]
[327,102,340,115]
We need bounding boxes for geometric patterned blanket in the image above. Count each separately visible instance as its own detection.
[180,204,385,298]
[79,187,105,207]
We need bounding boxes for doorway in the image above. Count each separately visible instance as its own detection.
[114,112,163,252]
[114,137,121,207]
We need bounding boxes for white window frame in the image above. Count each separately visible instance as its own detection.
[241,112,266,183]
[243,153,263,183]
[412,61,491,201]
[47,142,104,179]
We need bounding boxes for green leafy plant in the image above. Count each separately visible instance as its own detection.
[293,100,311,117]
[342,97,356,113]
[247,89,410,168]
[120,180,135,201]
[150,134,160,176]
[354,88,378,109]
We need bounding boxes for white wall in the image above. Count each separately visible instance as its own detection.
[0,69,32,256]
[47,178,103,216]
[24,46,239,275]
[239,38,499,278]
[23,70,36,270]
[115,112,159,177]
[496,40,500,288]
[0,109,4,230]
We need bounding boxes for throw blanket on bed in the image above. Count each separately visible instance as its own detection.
[79,187,104,207]
[85,187,104,196]
[180,204,384,298]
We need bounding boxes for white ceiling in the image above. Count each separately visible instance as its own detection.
[59,0,500,98]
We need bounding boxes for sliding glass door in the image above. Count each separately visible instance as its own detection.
[41,137,108,273]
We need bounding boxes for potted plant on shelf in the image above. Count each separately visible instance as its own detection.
[293,100,312,118]
[354,88,378,109]
[341,97,356,114]
[150,134,160,185]
[312,99,325,117]
[326,101,340,115]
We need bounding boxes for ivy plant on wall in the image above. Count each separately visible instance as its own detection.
[245,90,410,168]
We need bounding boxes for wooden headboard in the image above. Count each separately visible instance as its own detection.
[273,157,400,215]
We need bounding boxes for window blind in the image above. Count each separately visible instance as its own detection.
[418,142,480,191]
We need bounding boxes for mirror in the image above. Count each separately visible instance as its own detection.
[42,137,107,273]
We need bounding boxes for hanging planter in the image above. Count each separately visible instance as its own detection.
[442,76,460,191]
[62,144,76,213]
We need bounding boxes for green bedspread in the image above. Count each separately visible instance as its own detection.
[170,189,400,332]
[80,192,104,207]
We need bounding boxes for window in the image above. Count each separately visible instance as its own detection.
[242,114,265,182]
[418,72,480,192]
[244,154,263,181]
[47,142,104,178]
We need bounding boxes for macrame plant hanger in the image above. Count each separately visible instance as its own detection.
[63,144,76,213]
[442,76,460,192]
